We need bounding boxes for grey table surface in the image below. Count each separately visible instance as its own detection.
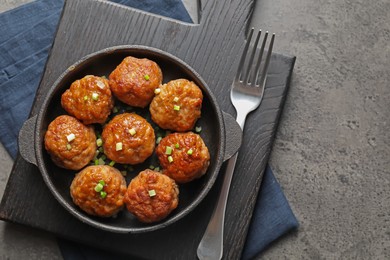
[0,0,389,259]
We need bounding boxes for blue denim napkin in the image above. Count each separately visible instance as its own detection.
[0,0,298,259]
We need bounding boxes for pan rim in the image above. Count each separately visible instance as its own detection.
[34,45,226,233]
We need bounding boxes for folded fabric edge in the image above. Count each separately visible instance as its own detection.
[241,165,299,259]
[0,0,63,44]
[0,47,50,84]
[255,224,299,259]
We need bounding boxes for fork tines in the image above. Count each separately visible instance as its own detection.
[236,28,275,86]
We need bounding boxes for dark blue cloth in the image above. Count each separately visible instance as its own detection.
[0,0,298,259]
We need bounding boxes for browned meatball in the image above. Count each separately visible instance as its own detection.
[149,79,203,132]
[156,132,210,183]
[61,75,114,124]
[124,169,179,223]
[109,56,163,108]
[44,115,96,170]
[70,165,127,217]
[102,113,155,164]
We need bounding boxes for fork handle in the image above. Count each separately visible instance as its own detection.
[197,114,246,260]
[197,152,239,260]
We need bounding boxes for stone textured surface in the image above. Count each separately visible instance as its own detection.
[250,0,390,259]
[0,0,389,259]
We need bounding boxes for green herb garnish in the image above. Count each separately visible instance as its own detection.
[165,146,173,155]
[148,189,156,197]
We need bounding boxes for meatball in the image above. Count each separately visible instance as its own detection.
[156,132,210,183]
[44,115,96,170]
[109,56,163,108]
[124,169,179,223]
[70,165,127,217]
[102,113,155,165]
[61,75,114,125]
[149,78,203,132]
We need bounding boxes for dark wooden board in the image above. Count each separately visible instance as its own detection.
[0,0,295,259]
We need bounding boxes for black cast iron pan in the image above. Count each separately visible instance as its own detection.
[18,45,242,233]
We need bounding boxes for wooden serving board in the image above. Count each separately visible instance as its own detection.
[0,0,295,259]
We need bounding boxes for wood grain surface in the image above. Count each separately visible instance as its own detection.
[0,0,295,259]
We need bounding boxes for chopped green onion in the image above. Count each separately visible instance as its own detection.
[96,138,103,147]
[100,154,107,161]
[154,167,160,172]
[109,160,116,167]
[92,92,99,101]
[94,150,99,160]
[175,143,180,149]
[129,128,136,136]
[94,183,104,192]
[165,146,173,155]
[195,126,202,133]
[116,142,123,151]
[99,180,105,186]
[98,158,105,165]
[112,106,119,113]
[94,159,99,165]
[149,165,155,170]
[173,105,180,111]
[173,97,179,102]
[100,191,107,198]
[154,88,161,94]
[67,133,75,142]
[96,80,105,89]
[83,95,88,101]
[144,74,150,80]
[98,147,104,153]
[121,170,127,176]
[156,136,162,144]
[168,156,173,163]
[148,189,156,197]
[66,144,72,150]
[187,149,193,155]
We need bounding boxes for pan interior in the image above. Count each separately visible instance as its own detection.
[36,46,224,232]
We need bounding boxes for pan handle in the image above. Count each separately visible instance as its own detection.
[222,111,242,161]
[18,115,38,166]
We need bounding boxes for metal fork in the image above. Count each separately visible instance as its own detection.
[197,28,275,260]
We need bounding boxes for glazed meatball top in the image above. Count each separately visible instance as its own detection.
[44,115,96,170]
[124,169,179,223]
[109,56,163,108]
[102,113,155,164]
[156,132,210,183]
[70,165,127,217]
[150,79,203,132]
[61,75,114,125]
